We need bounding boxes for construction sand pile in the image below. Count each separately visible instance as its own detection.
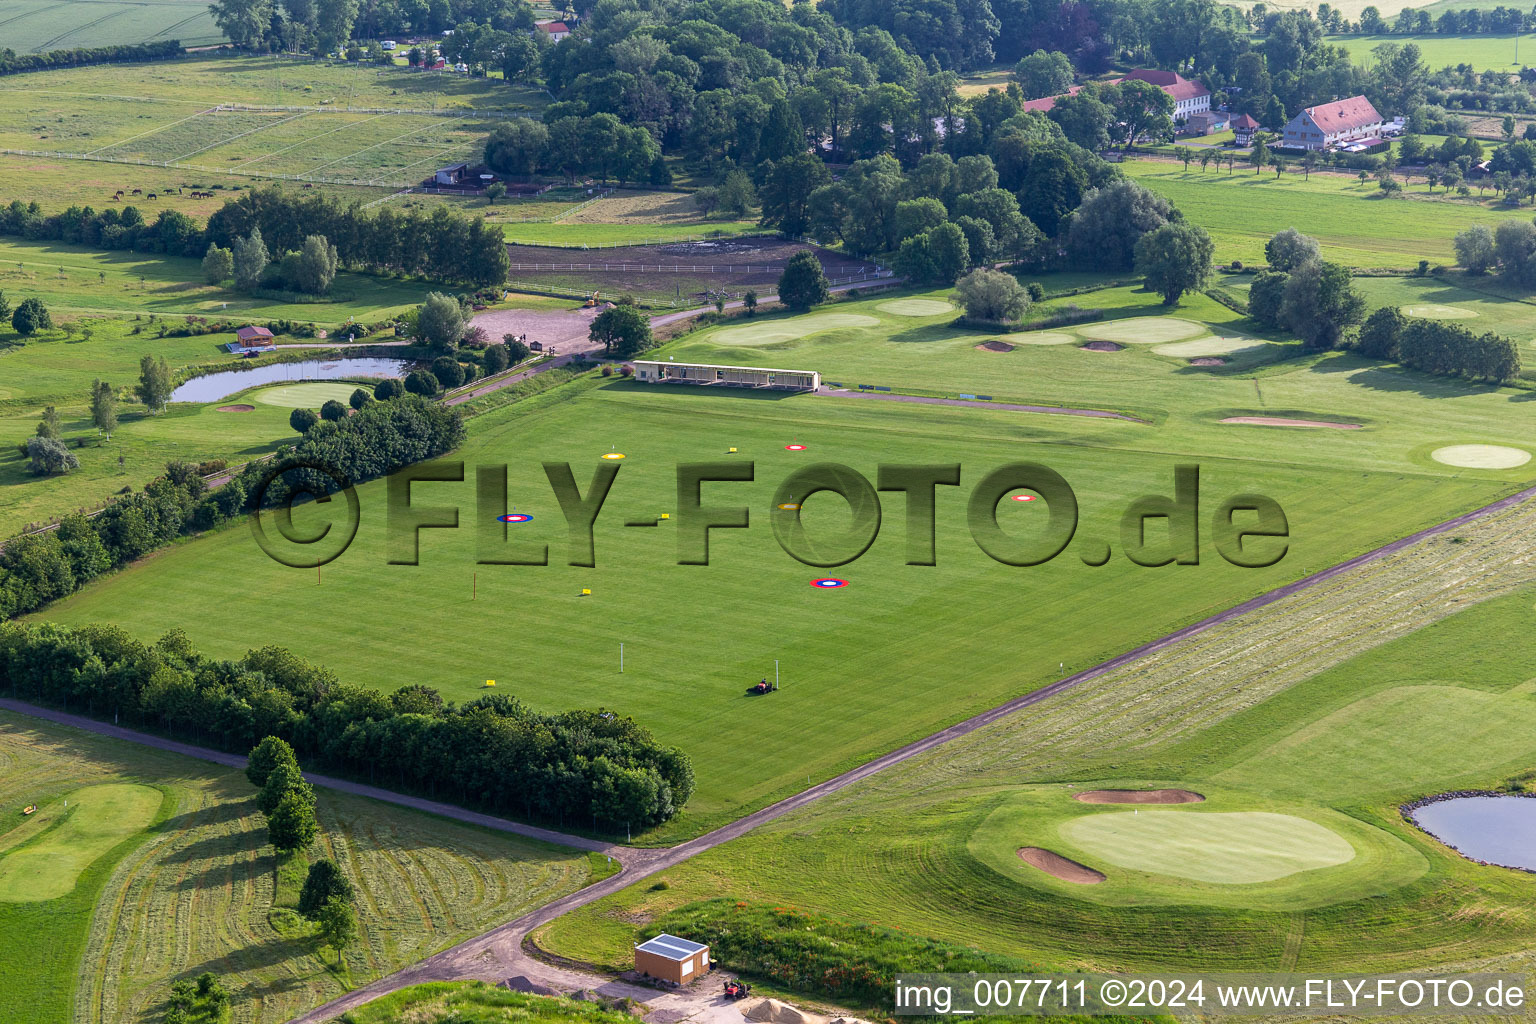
[744,998,828,1024]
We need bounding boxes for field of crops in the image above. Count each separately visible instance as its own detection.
[0,0,222,53]
[1124,160,1516,267]
[0,712,606,1024]
[35,279,1536,841]
[1329,32,1527,71]
[539,500,1536,982]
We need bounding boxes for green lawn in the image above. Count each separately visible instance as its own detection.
[343,982,642,1024]
[0,0,222,52]
[0,712,607,1024]
[1353,273,1536,341]
[33,289,1535,840]
[536,578,1536,979]
[0,238,430,320]
[1330,33,1528,71]
[1124,159,1516,267]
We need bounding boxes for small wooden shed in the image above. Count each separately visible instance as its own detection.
[634,933,710,985]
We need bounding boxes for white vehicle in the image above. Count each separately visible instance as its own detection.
[454,62,468,72]
[381,39,396,50]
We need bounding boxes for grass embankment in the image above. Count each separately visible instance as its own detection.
[34,286,1531,839]
[0,712,606,1024]
[338,982,641,1024]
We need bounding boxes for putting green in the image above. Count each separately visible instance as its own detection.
[1431,444,1532,469]
[1402,304,1478,320]
[1059,810,1356,884]
[0,783,161,902]
[877,298,955,317]
[251,382,365,408]
[1009,331,1076,346]
[711,313,880,346]
[1152,335,1270,358]
[1077,317,1205,345]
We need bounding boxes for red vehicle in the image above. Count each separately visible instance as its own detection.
[724,981,752,1000]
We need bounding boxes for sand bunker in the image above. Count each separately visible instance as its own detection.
[1153,335,1268,358]
[1078,317,1205,345]
[1222,416,1361,430]
[1080,341,1123,352]
[1431,444,1532,469]
[216,404,255,412]
[1060,811,1356,884]
[1402,304,1478,320]
[878,298,955,317]
[1189,357,1224,366]
[745,998,828,1024]
[1009,330,1076,346]
[975,340,1014,352]
[1017,847,1105,884]
[1074,789,1205,804]
[712,313,878,346]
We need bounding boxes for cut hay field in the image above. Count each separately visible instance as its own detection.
[0,711,607,1024]
[32,289,1534,839]
[0,0,222,53]
[1123,160,1513,267]
[1330,33,1526,71]
[537,507,1536,977]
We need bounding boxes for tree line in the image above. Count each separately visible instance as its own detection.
[0,622,696,830]
[0,40,181,76]
[0,396,462,620]
[1356,306,1522,382]
[1,200,203,257]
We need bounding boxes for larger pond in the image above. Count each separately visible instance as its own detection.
[1411,795,1536,870]
[171,358,410,403]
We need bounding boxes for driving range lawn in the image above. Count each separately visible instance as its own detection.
[33,364,1517,840]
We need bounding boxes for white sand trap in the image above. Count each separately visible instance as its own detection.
[1222,416,1361,430]
[1431,444,1532,469]
[1009,331,1076,346]
[1078,317,1205,345]
[712,313,878,346]
[878,298,955,316]
[1153,336,1269,358]
[1402,304,1478,320]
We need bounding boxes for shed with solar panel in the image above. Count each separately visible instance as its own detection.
[634,933,711,985]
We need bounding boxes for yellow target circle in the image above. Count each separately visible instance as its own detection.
[778,502,801,511]
[601,453,626,460]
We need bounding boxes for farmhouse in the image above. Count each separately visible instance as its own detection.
[1117,68,1211,120]
[537,20,571,41]
[1231,113,1260,145]
[1021,85,1082,114]
[634,934,710,985]
[632,359,820,390]
[1281,96,1383,151]
[435,163,470,185]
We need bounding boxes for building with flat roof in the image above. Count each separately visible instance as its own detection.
[634,934,710,985]
[631,360,819,391]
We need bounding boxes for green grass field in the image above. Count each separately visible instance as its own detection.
[1353,274,1536,341]
[0,712,608,1024]
[537,563,1536,979]
[1124,160,1516,267]
[0,0,222,52]
[342,982,640,1024]
[32,283,1536,842]
[1330,33,1527,71]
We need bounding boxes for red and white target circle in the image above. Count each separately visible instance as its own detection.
[1010,493,1037,502]
[785,444,807,451]
[810,578,848,588]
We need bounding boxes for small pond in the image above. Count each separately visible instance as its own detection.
[1411,795,1536,871]
[171,358,410,403]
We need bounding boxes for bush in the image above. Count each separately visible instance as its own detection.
[26,436,77,475]
[954,268,1028,323]
[374,378,404,401]
[405,369,441,396]
[430,355,467,389]
[289,407,319,433]
[12,297,51,336]
[320,399,348,422]
[349,387,372,410]
[777,251,830,310]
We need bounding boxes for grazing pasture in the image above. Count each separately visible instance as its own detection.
[0,712,607,1024]
[34,293,1530,838]
[1124,160,1514,267]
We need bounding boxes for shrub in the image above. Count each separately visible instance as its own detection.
[12,297,51,336]
[777,251,830,310]
[289,407,319,433]
[404,369,441,396]
[374,378,404,401]
[320,399,348,422]
[954,268,1028,323]
[430,355,466,390]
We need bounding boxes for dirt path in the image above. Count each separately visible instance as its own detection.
[7,480,1536,1023]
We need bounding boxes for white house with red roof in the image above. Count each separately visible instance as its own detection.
[1281,96,1383,151]
[1116,69,1211,120]
[1020,85,1082,114]
[536,20,570,41]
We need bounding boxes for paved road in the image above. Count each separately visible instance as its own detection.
[8,478,1536,1021]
